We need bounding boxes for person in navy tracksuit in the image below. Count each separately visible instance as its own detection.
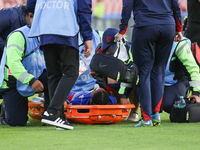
[115,0,183,127]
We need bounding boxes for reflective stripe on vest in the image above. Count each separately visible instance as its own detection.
[189,81,200,87]
[175,41,188,56]
[18,71,29,83]
[7,44,24,52]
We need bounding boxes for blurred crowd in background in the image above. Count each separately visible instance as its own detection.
[0,0,188,41]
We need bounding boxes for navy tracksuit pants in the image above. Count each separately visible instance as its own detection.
[162,80,189,113]
[131,24,175,121]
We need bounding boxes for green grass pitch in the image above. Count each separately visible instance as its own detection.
[1,99,200,150]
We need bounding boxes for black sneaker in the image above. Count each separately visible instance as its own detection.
[41,111,73,130]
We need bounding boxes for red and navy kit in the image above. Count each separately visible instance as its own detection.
[119,0,182,35]
[119,0,182,121]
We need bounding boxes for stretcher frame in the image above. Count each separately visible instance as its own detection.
[28,101,135,125]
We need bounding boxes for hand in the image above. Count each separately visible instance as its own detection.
[84,40,93,58]
[120,98,131,105]
[189,95,200,103]
[174,32,182,42]
[89,70,98,77]
[31,80,44,93]
[115,33,123,42]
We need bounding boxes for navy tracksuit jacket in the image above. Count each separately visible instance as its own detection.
[119,0,182,121]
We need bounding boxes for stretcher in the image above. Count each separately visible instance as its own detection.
[28,101,135,125]
[28,101,44,121]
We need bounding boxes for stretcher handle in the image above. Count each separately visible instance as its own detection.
[65,104,135,109]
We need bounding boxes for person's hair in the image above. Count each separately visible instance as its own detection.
[22,5,30,15]
[91,90,110,105]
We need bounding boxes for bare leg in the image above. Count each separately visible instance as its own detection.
[127,88,140,122]
[129,88,139,113]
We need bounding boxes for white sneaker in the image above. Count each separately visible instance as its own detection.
[127,112,139,122]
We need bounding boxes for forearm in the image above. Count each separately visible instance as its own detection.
[119,0,134,35]
[171,0,182,32]
[6,32,35,86]
[77,0,92,41]
[7,46,35,85]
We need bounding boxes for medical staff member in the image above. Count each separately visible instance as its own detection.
[28,0,93,130]
[162,38,200,113]
[0,12,49,126]
[0,4,36,123]
[115,0,183,127]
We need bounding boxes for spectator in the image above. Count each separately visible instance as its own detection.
[92,0,105,31]
[28,0,93,130]
[184,0,200,46]
[93,0,105,19]
[115,0,182,127]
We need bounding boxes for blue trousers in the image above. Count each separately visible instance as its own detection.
[132,24,175,121]
[0,70,49,126]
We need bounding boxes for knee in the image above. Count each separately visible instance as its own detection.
[162,97,174,114]
[64,71,78,80]
[6,112,28,126]
[162,105,172,114]
[7,117,28,126]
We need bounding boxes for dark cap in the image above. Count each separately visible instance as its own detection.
[26,0,36,14]
[102,28,119,52]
